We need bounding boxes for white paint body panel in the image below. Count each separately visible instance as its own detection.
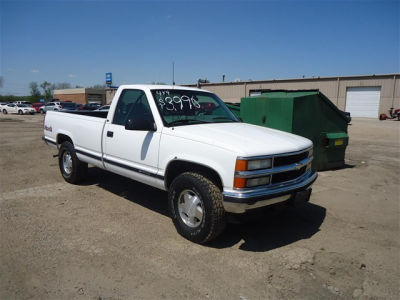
[44,84,313,192]
[345,87,381,118]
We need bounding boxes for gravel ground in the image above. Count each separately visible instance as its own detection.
[0,113,399,299]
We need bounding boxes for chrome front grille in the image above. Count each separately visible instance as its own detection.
[235,147,313,189]
[273,151,309,167]
[271,166,307,184]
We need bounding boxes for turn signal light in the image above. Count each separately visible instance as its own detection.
[233,177,246,189]
[235,159,247,172]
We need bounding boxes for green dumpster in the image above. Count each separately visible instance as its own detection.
[224,102,241,119]
[238,90,349,171]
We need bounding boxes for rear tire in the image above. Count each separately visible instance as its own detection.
[2,109,7,114]
[18,110,23,115]
[168,172,226,243]
[58,141,88,184]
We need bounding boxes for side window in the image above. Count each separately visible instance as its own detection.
[113,89,153,126]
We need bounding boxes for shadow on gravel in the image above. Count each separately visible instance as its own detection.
[207,203,326,252]
[84,167,326,252]
[83,167,169,217]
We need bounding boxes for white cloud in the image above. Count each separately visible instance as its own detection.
[68,74,76,78]
[31,69,40,73]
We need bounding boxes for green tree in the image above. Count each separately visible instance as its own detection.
[29,82,41,101]
[40,81,52,101]
[89,84,106,89]
[52,82,71,89]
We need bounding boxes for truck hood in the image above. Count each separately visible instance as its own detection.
[164,122,312,156]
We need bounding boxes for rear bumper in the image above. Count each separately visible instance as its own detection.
[222,170,317,213]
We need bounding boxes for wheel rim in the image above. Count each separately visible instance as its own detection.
[178,189,204,228]
[62,151,73,175]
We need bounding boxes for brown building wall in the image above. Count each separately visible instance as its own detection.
[55,93,86,104]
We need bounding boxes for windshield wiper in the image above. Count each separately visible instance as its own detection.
[212,116,238,122]
[168,119,209,126]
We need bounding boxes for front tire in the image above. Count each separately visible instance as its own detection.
[2,109,7,114]
[18,110,23,115]
[58,141,88,184]
[168,172,226,243]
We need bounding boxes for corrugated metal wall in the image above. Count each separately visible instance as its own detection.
[192,75,399,116]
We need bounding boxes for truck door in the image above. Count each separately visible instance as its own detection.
[103,89,162,186]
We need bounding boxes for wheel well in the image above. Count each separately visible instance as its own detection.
[57,134,73,146]
[165,160,223,190]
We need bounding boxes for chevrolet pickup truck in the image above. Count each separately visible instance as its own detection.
[43,85,317,243]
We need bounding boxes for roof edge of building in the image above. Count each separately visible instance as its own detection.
[53,88,106,95]
[183,73,400,87]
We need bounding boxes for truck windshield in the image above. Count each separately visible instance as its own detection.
[151,89,239,126]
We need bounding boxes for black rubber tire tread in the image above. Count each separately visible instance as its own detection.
[18,110,23,115]
[168,172,226,243]
[58,141,88,184]
[3,109,7,114]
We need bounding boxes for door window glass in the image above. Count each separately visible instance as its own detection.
[113,89,153,126]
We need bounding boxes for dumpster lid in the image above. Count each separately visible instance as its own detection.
[259,89,350,123]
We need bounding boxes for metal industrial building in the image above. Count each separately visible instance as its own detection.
[57,73,399,119]
[188,73,399,118]
[53,88,106,105]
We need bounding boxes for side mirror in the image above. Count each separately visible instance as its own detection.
[125,117,157,131]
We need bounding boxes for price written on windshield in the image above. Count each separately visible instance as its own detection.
[155,91,200,111]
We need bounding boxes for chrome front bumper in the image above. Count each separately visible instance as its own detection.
[222,170,317,213]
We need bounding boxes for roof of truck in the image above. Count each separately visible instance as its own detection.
[118,84,210,93]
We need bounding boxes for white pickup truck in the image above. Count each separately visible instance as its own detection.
[43,85,317,243]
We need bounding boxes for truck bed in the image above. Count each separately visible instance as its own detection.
[62,110,108,118]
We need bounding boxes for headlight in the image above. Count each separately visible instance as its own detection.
[234,176,271,188]
[246,176,271,187]
[248,159,272,170]
[234,158,273,188]
[235,158,272,171]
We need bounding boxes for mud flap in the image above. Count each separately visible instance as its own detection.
[291,188,312,205]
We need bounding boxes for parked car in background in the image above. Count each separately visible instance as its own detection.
[78,103,101,110]
[0,102,9,109]
[2,103,36,115]
[14,101,33,106]
[60,102,80,111]
[96,105,110,111]
[39,102,62,114]
[32,103,44,112]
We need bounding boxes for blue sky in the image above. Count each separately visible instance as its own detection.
[0,0,399,96]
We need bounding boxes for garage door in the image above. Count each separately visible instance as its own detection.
[345,87,381,118]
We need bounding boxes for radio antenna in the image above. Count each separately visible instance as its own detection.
[172,61,175,85]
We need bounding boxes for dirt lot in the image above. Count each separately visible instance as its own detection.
[0,114,399,299]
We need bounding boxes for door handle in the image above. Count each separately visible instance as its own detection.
[107,131,114,138]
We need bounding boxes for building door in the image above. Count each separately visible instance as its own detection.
[345,87,381,118]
